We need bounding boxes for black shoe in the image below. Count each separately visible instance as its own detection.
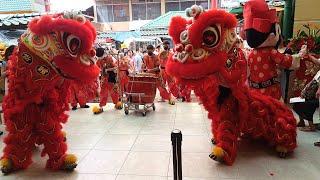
[0,131,3,136]
[80,105,90,108]
[72,106,77,110]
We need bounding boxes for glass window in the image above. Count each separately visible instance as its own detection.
[113,0,128,3]
[180,0,196,11]
[132,3,147,20]
[100,0,113,3]
[97,5,113,22]
[196,0,208,9]
[132,0,146,3]
[165,2,180,12]
[165,0,208,12]
[146,3,161,20]
[113,4,130,22]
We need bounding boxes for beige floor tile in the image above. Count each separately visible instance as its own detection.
[168,152,219,178]
[181,135,212,153]
[117,175,167,180]
[77,150,129,174]
[120,151,170,176]
[67,133,105,149]
[132,135,171,152]
[94,134,138,151]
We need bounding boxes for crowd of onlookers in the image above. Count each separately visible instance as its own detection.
[72,41,190,115]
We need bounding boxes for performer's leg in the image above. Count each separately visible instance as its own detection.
[94,80,107,114]
[70,93,78,110]
[37,113,76,170]
[109,83,122,109]
[78,98,89,108]
[165,72,179,98]
[209,97,239,165]
[185,88,192,102]
[157,81,174,105]
[272,115,297,157]
[99,81,108,108]
[1,108,37,173]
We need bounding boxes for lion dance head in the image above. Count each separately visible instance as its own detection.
[166,5,246,88]
[20,11,99,82]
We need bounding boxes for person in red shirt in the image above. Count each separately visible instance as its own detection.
[243,0,306,100]
[117,53,131,94]
[159,41,180,99]
[142,45,175,105]
[94,48,121,114]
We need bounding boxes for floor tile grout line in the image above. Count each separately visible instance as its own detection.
[115,103,176,179]
[76,121,112,165]
[115,126,141,179]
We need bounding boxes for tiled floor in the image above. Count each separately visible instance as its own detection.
[0,100,320,180]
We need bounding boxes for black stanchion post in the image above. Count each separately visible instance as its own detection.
[171,129,182,180]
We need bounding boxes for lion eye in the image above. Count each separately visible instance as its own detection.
[62,32,81,56]
[202,25,221,48]
[180,30,189,44]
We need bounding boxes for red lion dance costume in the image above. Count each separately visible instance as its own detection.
[69,80,98,110]
[0,12,99,174]
[166,5,297,165]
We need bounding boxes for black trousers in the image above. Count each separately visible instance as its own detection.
[292,99,319,122]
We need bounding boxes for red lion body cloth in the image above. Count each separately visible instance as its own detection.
[0,12,99,174]
[166,5,297,165]
[69,80,98,109]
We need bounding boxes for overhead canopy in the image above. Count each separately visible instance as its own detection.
[0,13,41,30]
[98,31,141,42]
[0,0,34,14]
[229,7,243,15]
[140,11,188,38]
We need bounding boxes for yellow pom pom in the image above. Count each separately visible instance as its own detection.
[92,106,100,113]
[212,146,224,158]
[64,154,77,164]
[0,158,12,169]
[61,131,66,138]
[276,146,288,153]
[115,101,123,109]
[169,99,175,105]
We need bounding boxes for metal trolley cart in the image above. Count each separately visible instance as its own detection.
[123,73,157,116]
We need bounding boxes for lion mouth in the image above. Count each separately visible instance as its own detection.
[173,48,209,63]
[80,55,94,66]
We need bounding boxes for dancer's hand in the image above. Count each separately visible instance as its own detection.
[298,45,308,58]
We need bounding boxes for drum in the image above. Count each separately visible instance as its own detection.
[126,73,158,103]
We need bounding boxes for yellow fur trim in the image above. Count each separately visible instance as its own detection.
[61,131,66,138]
[169,99,175,105]
[64,154,77,164]
[213,146,224,158]
[115,101,122,109]
[92,106,100,113]
[0,158,12,169]
[276,146,288,153]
